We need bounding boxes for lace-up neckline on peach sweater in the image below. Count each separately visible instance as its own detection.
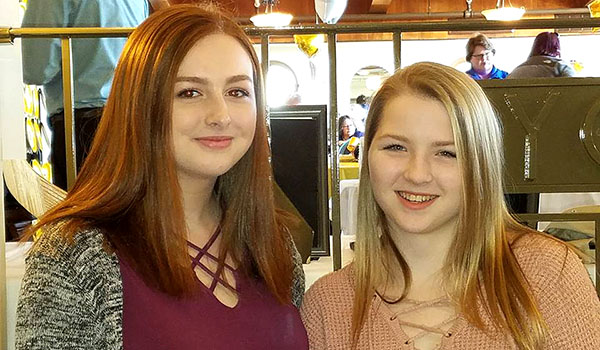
[300,233,600,350]
[384,297,458,350]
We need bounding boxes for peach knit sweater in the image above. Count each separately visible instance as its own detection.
[301,234,600,349]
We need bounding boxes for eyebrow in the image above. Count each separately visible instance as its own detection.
[377,133,454,147]
[174,74,253,85]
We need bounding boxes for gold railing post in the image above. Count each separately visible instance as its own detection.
[393,31,402,71]
[261,34,270,131]
[260,34,269,90]
[60,37,77,190]
[0,27,13,44]
[328,31,341,270]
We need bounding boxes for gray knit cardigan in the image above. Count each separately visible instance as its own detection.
[15,227,305,350]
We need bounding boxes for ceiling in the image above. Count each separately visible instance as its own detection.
[170,0,592,23]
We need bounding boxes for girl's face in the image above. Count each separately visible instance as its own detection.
[368,93,462,239]
[171,33,257,183]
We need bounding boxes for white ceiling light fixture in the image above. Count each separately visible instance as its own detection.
[315,0,348,24]
[482,0,525,21]
[251,0,293,27]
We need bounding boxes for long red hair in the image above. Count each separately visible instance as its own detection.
[28,4,294,303]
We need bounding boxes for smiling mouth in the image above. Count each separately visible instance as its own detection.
[195,136,233,149]
[396,191,438,203]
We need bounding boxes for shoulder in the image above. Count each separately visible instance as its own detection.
[300,264,355,333]
[510,232,583,290]
[465,69,480,80]
[27,224,119,288]
[300,264,356,349]
[17,225,123,349]
[511,232,566,257]
[491,66,509,79]
[308,263,355,293]
[511,232,569,269]
[302,263,355,311]
[21,0,70,26]
[31,223,109,261]
[510,234,600,347]
[554,59,576,77]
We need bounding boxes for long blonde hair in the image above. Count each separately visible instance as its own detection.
[352,62,547,349]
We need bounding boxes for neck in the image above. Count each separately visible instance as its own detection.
[383,227,456,299]
[178,174,221,245]
[396,229,453,271]
[475,66,493,78]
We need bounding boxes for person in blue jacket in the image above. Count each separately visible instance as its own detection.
[21,0,149,190]
[465,33,508,80]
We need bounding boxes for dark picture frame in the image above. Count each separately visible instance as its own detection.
[269,105,330,256]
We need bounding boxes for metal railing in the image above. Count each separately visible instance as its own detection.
[0,16,599,294]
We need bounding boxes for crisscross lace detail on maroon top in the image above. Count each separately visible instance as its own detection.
[186,226,237,293]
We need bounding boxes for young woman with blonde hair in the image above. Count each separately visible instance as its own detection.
[301,62,600,349]
[16,4,307,349]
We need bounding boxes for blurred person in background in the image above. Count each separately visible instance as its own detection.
[338,115,363,146]
[21,0,150,191]
[465,33,508,80]
[508,32,575,78]
[338,115,364,157]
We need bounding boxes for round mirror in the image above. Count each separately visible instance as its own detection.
[349,66,390,132]
[266,60,299,107]
[349,65,390,104]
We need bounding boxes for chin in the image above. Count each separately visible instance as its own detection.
[179,162,235,180]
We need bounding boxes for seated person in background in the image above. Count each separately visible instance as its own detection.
[465,33,508,80]
[338,115,363,146]
[301,62,600,350]
[16,5,307,350]
[508,32,575,78]
[338,115,363,156]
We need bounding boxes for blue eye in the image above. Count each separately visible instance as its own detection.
[438,150,457,158]
[383,144,406,152]
[177,89,201,98]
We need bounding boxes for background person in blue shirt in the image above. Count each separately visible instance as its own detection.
[21,0,150,190]
[465,33,508,80]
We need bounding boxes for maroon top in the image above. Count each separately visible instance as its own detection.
[119,229,308,350]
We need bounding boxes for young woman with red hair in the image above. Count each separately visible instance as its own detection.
[16,4,307,349]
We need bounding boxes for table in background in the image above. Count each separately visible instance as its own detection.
[328,161,359,197]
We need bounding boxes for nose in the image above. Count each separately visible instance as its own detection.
[205,94,231,128]
[403,153,433,184]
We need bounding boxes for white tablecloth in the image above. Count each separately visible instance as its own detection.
[340,179,359,236]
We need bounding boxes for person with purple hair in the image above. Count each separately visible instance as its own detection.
[508,32,576,78]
